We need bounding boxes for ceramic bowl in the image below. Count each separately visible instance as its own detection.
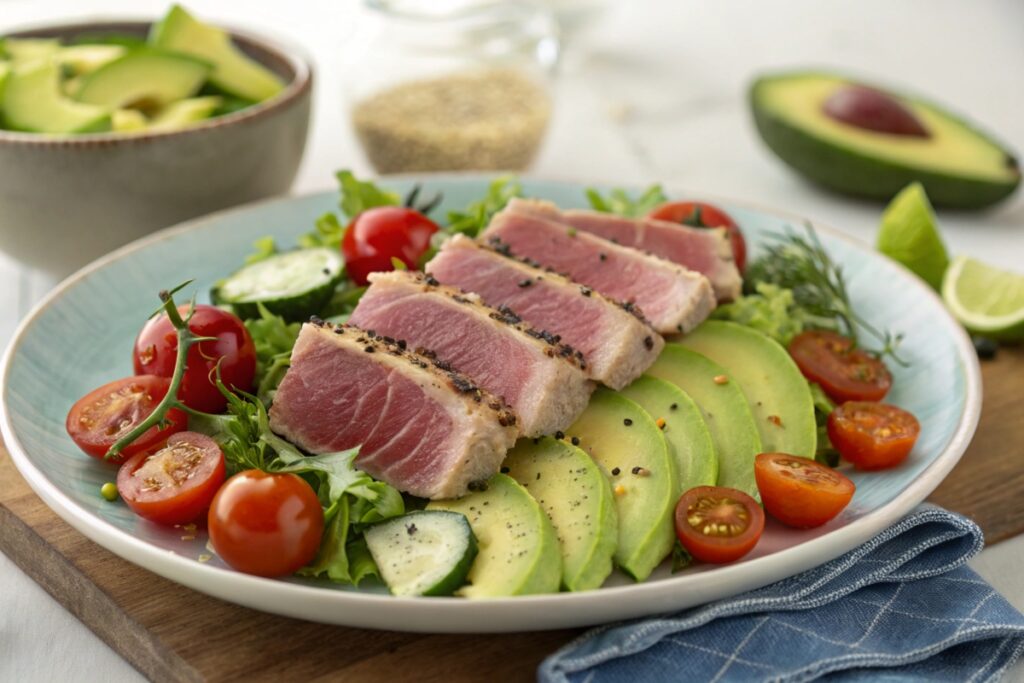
[0,20,312,276]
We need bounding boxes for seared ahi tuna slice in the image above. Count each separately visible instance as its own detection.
[269,322,517,500]
[426,235,664,390]
[481,200,716,335]
[560,208,742,301]
[349,270,595,437]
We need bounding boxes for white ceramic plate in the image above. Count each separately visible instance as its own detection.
[0,177,981,632]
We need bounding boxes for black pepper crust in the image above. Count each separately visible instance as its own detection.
[305,318,518,428]
[390,270,591,371]
[481,236,653,326]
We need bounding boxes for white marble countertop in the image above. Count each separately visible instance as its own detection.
[2,1,1023,680]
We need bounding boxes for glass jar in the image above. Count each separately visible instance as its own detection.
[342,0,560,173]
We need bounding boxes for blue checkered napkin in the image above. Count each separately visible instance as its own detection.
[540,506,1024,683]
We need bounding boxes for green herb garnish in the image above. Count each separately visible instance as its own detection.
[745,223,906,364]
[585,184,668,218]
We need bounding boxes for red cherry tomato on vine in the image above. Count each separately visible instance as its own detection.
[66,375,187,462]
[788,330,892,404]
[754,453,855,528]
[133,304,256,414]
[341,206,440,285]
[207,470,324,577]
[828,402,920,471]
[117,431,225,525]
[674,486,764,564]
[648,201,747,272]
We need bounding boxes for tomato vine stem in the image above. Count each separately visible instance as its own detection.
[105,285,216,460]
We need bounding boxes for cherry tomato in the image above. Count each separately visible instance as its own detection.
[208,470,324,577]
[828,402,921,470]
[341,206,440,285]
[674,486,764,564]
[133,304,256,414]
[648,201,747,272]
[66,375,187,462]
[754,453,855,528]
[788,330,892,403]
[116,432,225,525]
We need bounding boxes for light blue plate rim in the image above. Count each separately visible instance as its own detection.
[0,174,982,633]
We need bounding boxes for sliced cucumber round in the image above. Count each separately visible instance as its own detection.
[212,247,344,321]
[364,510,477,597]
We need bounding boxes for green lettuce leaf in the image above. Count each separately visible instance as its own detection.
[585,184,667,218]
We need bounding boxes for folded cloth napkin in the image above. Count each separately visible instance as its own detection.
[540,505,1024,683]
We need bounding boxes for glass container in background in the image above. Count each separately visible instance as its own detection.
[342,0,560,173]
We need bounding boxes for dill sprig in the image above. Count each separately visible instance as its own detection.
[745,222,907,366]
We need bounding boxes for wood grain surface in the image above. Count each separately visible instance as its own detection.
[0,346,1020,682]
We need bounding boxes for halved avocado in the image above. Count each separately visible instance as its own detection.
[149,95,222,131]
[750,71,1020,209]
[678,321,817,458]
[150,5,284,102]
[75,48,210,110]
[2,61,110,133]
[566,389,677,582]
[504,437,618,592]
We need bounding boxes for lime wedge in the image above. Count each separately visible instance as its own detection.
[942,255,1024,340]
[877,182,950,290]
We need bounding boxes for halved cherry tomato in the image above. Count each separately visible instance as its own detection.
[133,304,256,414]
[342,206,440,286]
[754,453,855,528]
[208,470,324,577]
[828,402,920,470]
[116,431,226,525]
[674,486,764,564]
[66,375,187,462]
[648,201,747,272]
[788,330,892,403]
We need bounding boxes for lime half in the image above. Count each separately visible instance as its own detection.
[877,182,950,290]
[942,255,1024,341]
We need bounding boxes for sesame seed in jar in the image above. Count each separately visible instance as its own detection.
[351,68,552,173]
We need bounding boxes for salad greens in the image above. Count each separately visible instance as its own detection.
[585,184,668,217]
[745,224,905,364]
[712,282,820,347]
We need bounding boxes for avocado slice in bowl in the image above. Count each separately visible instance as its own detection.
[75,48,210,111]
[750,71,1020,209]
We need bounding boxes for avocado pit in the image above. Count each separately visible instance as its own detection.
[823,85,930,138]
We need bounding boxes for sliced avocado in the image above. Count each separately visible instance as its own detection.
[149,95,222,131]
[150,5,284,102]
[75,48,210,111]
[2,61,110,133]
[504,437,617,592]
[111,108,148,132]
[619,375,718,494]
[678,321,817,458]
[1,38,61,66]
[427,474,561,597]
[750,71,1020,209]
[647,344,762,500]
[55,44,126,76]
[566,389,677,581]
[0,62,10,99]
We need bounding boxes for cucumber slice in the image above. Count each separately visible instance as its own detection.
[364,510,477,597]
[212,248,344,321]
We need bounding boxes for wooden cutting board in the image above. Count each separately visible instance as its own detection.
[1,346,1021,683]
